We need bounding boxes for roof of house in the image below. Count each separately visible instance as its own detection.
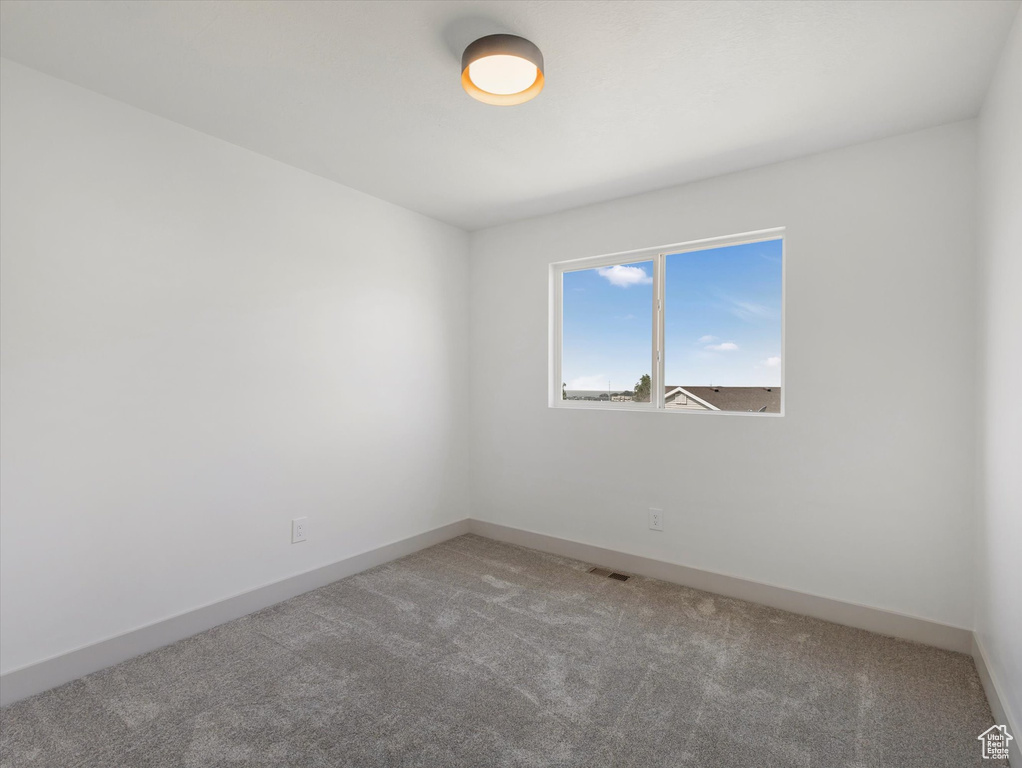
[666,386,781,413]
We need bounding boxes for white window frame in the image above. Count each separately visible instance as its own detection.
[550,227,785,416]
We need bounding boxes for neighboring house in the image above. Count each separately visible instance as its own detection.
[665,386,782,413]
[663,386,719,411]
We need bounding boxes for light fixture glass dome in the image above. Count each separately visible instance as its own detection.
[469,55,538,96]
[462,34,544,106]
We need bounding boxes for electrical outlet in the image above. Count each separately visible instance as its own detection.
[291,517,308,544]
[648,508,664,532]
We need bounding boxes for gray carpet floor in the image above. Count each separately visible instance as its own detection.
[0,534,1003,767]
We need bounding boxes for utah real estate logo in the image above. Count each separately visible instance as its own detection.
[977,725,1013,760]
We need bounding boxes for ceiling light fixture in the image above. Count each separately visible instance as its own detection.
[461,34,544,106]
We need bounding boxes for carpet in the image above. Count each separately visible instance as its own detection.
[0,534,1003,767]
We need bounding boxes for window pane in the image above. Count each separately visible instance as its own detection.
[562,261,653,403]
[664,239,782,413]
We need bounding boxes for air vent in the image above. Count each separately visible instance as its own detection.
[589,567,631,582]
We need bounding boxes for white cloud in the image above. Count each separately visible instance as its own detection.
[764,356,781,368]
[705,342,739,352]
[597,264,652,288]
[568,374,610,390]
[698,335,718,344]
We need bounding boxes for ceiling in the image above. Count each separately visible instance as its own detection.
[1,0,1017,230]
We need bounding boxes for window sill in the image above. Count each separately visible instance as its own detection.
[550,402,784,417]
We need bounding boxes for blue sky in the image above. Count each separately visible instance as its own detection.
[562,239,782,391]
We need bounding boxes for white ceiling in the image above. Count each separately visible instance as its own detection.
[1,0,1017,230]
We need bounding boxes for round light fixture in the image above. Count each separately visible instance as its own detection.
[461,34,544,106]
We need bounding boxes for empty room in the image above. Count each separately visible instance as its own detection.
[0,1,1019,766]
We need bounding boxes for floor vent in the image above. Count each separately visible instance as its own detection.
[589,567,630,582]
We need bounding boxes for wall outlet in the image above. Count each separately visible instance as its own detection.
[291,517,308,544]
[648,508,664,532]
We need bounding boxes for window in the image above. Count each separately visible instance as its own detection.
[551,229,784,414]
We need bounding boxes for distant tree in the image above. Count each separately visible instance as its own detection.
[633,374,651,403]
[562,382,567,400]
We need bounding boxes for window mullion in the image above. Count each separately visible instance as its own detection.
[658,253,666,411]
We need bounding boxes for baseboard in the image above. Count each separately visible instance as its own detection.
[0,518,471,707]
[0,517,987,717]
[973,634,1021,765]
[468,519,973,654]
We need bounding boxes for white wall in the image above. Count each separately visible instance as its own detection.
[0,60,470,674]
[976,12,1021,733]
[470,122,978,629]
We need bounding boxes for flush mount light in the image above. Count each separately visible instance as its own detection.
[461,34,544,106]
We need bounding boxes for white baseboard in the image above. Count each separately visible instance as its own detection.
[3,514,1001,745]
[471,520,1022,755]
[973,634,1021,766]
[468,519,973,654]
[0,518,471,707]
